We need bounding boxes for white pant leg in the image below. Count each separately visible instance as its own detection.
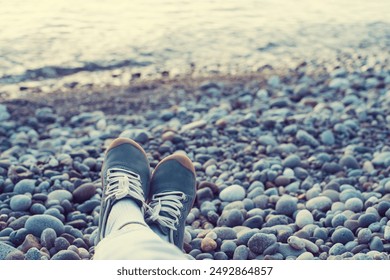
[93,224,187,260]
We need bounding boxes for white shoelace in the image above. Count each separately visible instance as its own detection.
[145,191,186,231]
[104,168,145,203]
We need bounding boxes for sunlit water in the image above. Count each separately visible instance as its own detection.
[0,0,389,85]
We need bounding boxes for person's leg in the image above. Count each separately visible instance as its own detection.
[145,152,196,250]
[93,138,187,260]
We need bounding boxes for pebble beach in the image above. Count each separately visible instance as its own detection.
[1,50,390,260]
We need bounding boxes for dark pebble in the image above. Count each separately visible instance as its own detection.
[275,195,297,216]
[54,237,70,252]
[51,250,81,260]
[331,227,355,244]
[369,236,384,252]
[73,183,96,203]
[243,215,263,228]
[217,209,244,227]
[248,233,276,254]
[233,245,249,260]
[358,213,378,228]
[25,214,64,237]
[329,243,347,256]
[41,228,57,249]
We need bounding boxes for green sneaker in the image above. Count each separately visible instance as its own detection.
[145,153,196,249]
[96,138,150,244]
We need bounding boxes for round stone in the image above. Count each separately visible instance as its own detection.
[275,195,297,216]
[295,209,314,228]
[40,228,57,249]
[51,250,81,260]
[345,197,364,212]
[25,215,64,237]
[331,227,355,245]
[357,228,372,244]
[47,190,73,204]
[73,183,96,203]
[13,179,36,194]
[320,130,335,146]
[331,214,347,227]
[219,185,246,202]
[201,237,217,252]
[369,236,384,252]
[233,245,249,260]
[358,213,378,228]
[217,209,244,227]
[248,233,277,254]
[297,252,314,260]
[339,155,360,169]
[329,243,347,256]
[287,236,305,250]
[306,196,332,212]
[282,155,301,168]
[10,195,32,211]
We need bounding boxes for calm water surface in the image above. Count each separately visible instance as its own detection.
[0,0,389,84]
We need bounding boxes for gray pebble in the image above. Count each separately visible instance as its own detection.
[10,194,32,211]
[331,227,355,244]
[219,185,246,202]
[248,233,276,254]
[13,179,36,194]
[25,214,64,237]
[282,155,301,168]
[275,195,297,216]
[295,209,314,228]
[306,196,332,212]
[51,250,81,260]
[320,130,335,146]
[233,245,249,260]
[296,130,319,147]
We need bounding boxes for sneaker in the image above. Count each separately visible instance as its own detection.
[145,153,196,249]
[96,138,150,244]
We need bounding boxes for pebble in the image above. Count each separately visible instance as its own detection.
[282,155,301,168]
[51,250,81,260]
[0,242,20,260]
[10,194,32,211]
[233,245,249,260]
[73,183,96,203]
[287,236,305,250]
[47,190,73,203]
[320,130,335,146]
[329,243,347,255]
[331,227,355,244]
[217,209,244,227]
[219,185,246,202]
[297,252,314,260]
[13,179,36,194]
[306,196,332,212]
[275,195,297,216]
[339,155,360,169]
[247,233,277,254]
[295,209,314,228]
[296,130,319,147]
[25,214,65,237]
[358,213,378,228]
[201,237,217,252]
[41,228,57,249]
[345,197,364,212]
[357,228,372,244]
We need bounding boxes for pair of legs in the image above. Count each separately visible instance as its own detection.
[93,138,196,260]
